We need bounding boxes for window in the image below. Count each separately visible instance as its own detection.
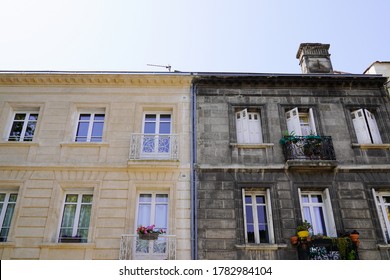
[351,109,382,144]
[75,111,105,142]
[242,189,274,244]
[299,189,336,236]
[285,107,317,136]
[8,112,39,141]
[373,190,390,243]
[142,113,172,157]
[235,109,263,144]
[136,193,168,234]
[0,192,18,242]
[58,193,93,243]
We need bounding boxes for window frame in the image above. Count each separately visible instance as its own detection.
[372,189,390,243]
[7,111,39,142]
[0,191,18,242]
[58,192,93,243]
[242,189,274,244]
[298,188,336,237]
[135,191,169,234]
[74,109,106,142]
[285,107,317,136]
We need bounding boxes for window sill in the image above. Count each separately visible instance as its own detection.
[378,244,390,249]
[352,143,390,150]
[0,141,39,147]
[39,242,96,249]
[128,159,180,168]
[235,243,287,251]
[230,143,274,149]
[60,142,109,147]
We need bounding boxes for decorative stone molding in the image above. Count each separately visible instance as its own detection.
[0,73,192,87]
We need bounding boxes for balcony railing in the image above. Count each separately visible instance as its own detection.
[280,135,336,161]
[119,234,176,260]
[297,237,359,260]
[129,134,179,160]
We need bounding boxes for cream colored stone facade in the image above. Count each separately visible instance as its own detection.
[0,73,192,259]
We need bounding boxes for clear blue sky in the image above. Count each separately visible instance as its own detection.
[1,0,389,74]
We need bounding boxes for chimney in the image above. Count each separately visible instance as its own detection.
[296,43,333,74]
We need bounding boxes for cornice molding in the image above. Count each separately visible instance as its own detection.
[0,73,193,87]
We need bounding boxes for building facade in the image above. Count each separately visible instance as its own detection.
[0,72,192,260]
[194,44,390,260]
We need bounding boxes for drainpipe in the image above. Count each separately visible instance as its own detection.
[190,79,198,260]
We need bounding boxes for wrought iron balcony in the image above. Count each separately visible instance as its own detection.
[296,237,359,260]
[119,234,176,260]
[280,135,336,161]
[129,134,179,160]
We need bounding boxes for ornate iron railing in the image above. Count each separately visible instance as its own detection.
[297,238,359,260]
[119,234,176,260]
[280,135,336,161]
[129,134,179,160]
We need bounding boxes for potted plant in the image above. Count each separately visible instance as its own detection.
[296,220,312,239]
[136,224,165,240]
[290,235,299,245]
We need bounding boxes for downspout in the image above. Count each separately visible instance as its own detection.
[190,78,198,259]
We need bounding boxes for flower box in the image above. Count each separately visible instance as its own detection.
[138,232,160,240]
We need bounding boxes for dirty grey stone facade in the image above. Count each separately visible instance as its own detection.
[194,73,390,260]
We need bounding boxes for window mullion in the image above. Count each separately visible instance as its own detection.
[19,113,29,141]
[252,194,260,243]
[86,113,94,142]
[0,194,10,228]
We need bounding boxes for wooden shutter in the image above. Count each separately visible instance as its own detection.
[248,112,263,143]
[364,109,382,144]
[286,107,302,135]
[351,109,371,143]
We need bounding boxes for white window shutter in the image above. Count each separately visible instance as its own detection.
[351,109,371,144]
[248,112,263,143]
[364,109,382,144]
[323,189,337,237]
[236,111,243,143]
[286,107,302,135]
[308,108,317,135]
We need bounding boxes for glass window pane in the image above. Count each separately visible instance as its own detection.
[155,205,168,228]
[2,203,16,228]
[76,122,89,139]
[78,204,92,228]
[137,205,151,226]
[14,113,26,120]
[9,122,23,140]
[245,195,252,204]
[24,121,36,140]
[246,205,253,223]
[246,224,255,243]
[65,194,78,203]
[0,194,5,202]
[144,122,156,134]
[9,194,17,202]
[311,195,323,203]
[313,206,327,235]
[94,114,105,121]
[139,194,152,203]
[159,122,171,134]
[383,196,390,203]
[302,195,309,203]
[79,114,91,120]
[259,224,269,243]
[145,114,156,121]
[156,194,168,203]
[257,205,267,224]
[91,122,104,138]
[82,195,93,203]
[256,195,265,204]
[29,114,39,121]
[61,204,76,228]
[160,114,171,121]
[303,206,312,225]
